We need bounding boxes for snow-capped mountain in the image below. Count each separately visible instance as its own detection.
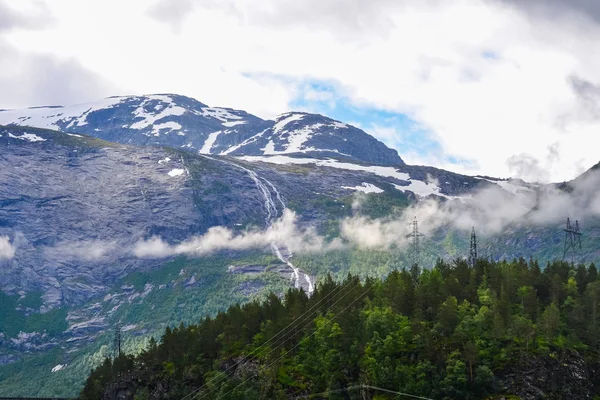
[225,112,403,166]
[3,96,600,398]
[0,94,403,165]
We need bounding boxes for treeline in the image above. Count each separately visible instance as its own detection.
[81,258,600,399]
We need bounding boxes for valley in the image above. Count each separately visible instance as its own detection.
[0,95,599,397]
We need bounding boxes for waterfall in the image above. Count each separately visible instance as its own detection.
[213,157,314,295]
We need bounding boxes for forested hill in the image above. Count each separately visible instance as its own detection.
[82,259,600,399]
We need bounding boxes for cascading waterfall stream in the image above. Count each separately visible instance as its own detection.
[263,178,314,294]
[209,156,314,294]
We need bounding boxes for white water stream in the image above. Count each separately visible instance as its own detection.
[214,157,313,294]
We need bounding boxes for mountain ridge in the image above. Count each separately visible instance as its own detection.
[0,94,403,166]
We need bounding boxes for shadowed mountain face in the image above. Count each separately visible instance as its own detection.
[0,94,403,166]
[0,125,480,309]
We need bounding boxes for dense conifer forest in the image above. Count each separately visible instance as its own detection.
[81,258,600,399]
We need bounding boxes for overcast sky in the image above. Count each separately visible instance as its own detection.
[1,0,600,182]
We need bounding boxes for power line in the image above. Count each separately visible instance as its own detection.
[468,227,478,267]
[113,322,122,359]
[293,384,435,400]
[563,217,583,262]
[213,278,376,400]
[406,217,425,269]
[182,282,347,400]
[188,279,362,400]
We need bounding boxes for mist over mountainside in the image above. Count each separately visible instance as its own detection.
[1,95,600,397]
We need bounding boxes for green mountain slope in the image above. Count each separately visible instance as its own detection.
[81,258,600,400]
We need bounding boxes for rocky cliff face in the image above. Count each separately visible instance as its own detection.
[0,124,486,309]
[494,350,595,399]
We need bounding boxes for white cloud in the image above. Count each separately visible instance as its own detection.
[0,236,15,259]
[133,209,339,258]
[341,169,600,250]
[1,0,600,179]
[43,240,118,262]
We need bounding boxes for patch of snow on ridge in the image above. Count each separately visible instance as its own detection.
[238,155,410,180]
[168,169,185,177]
[8,132,46,142]
[222,120,247,127]
[158,157,171,165]
[262,140,276,154]
[282,124,323,153]
[0,97,126,130]
[21,133,46,142]
[131,96,185,133]
[220,128,270,155]
[393,180,448,198]
[331,121,348,129]
[200,131,221,154]
[261,122,326,155]
[273,113,304,133]
[342,183,384,194]
[201,107,243,122]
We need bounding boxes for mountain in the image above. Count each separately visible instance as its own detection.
[0,124,485,308]
[0,94,403,166]
[0,122,478,397]
[1,94,600,397]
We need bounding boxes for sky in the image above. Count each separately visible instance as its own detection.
[1,0,600,182]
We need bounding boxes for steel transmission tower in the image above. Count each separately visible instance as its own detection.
[406,217,424,269]
[113,322,122,359]
[468,227,478,267]
[563,218,583,262]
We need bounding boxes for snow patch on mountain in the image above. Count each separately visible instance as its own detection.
[238,155,410,180]
[394,180,448,198]
[342,183,384,194]
[131,96,185,134]
[200,131,222,154]
[0,97,126,130]
[222,121,247,127]
[331,121,348,129]
[7,132,46,142]
[273,113,304,133]
[220,128,269,155]
[200,107,244,122]
[269,123,325,154]
[168,169,185,177]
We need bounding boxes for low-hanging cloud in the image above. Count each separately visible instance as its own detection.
[38,210,341,263]
[133,209,342,258]
[43,240,119,262]
[0,236,15,259]
[340,168,600,249]
[37,169,600,260]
